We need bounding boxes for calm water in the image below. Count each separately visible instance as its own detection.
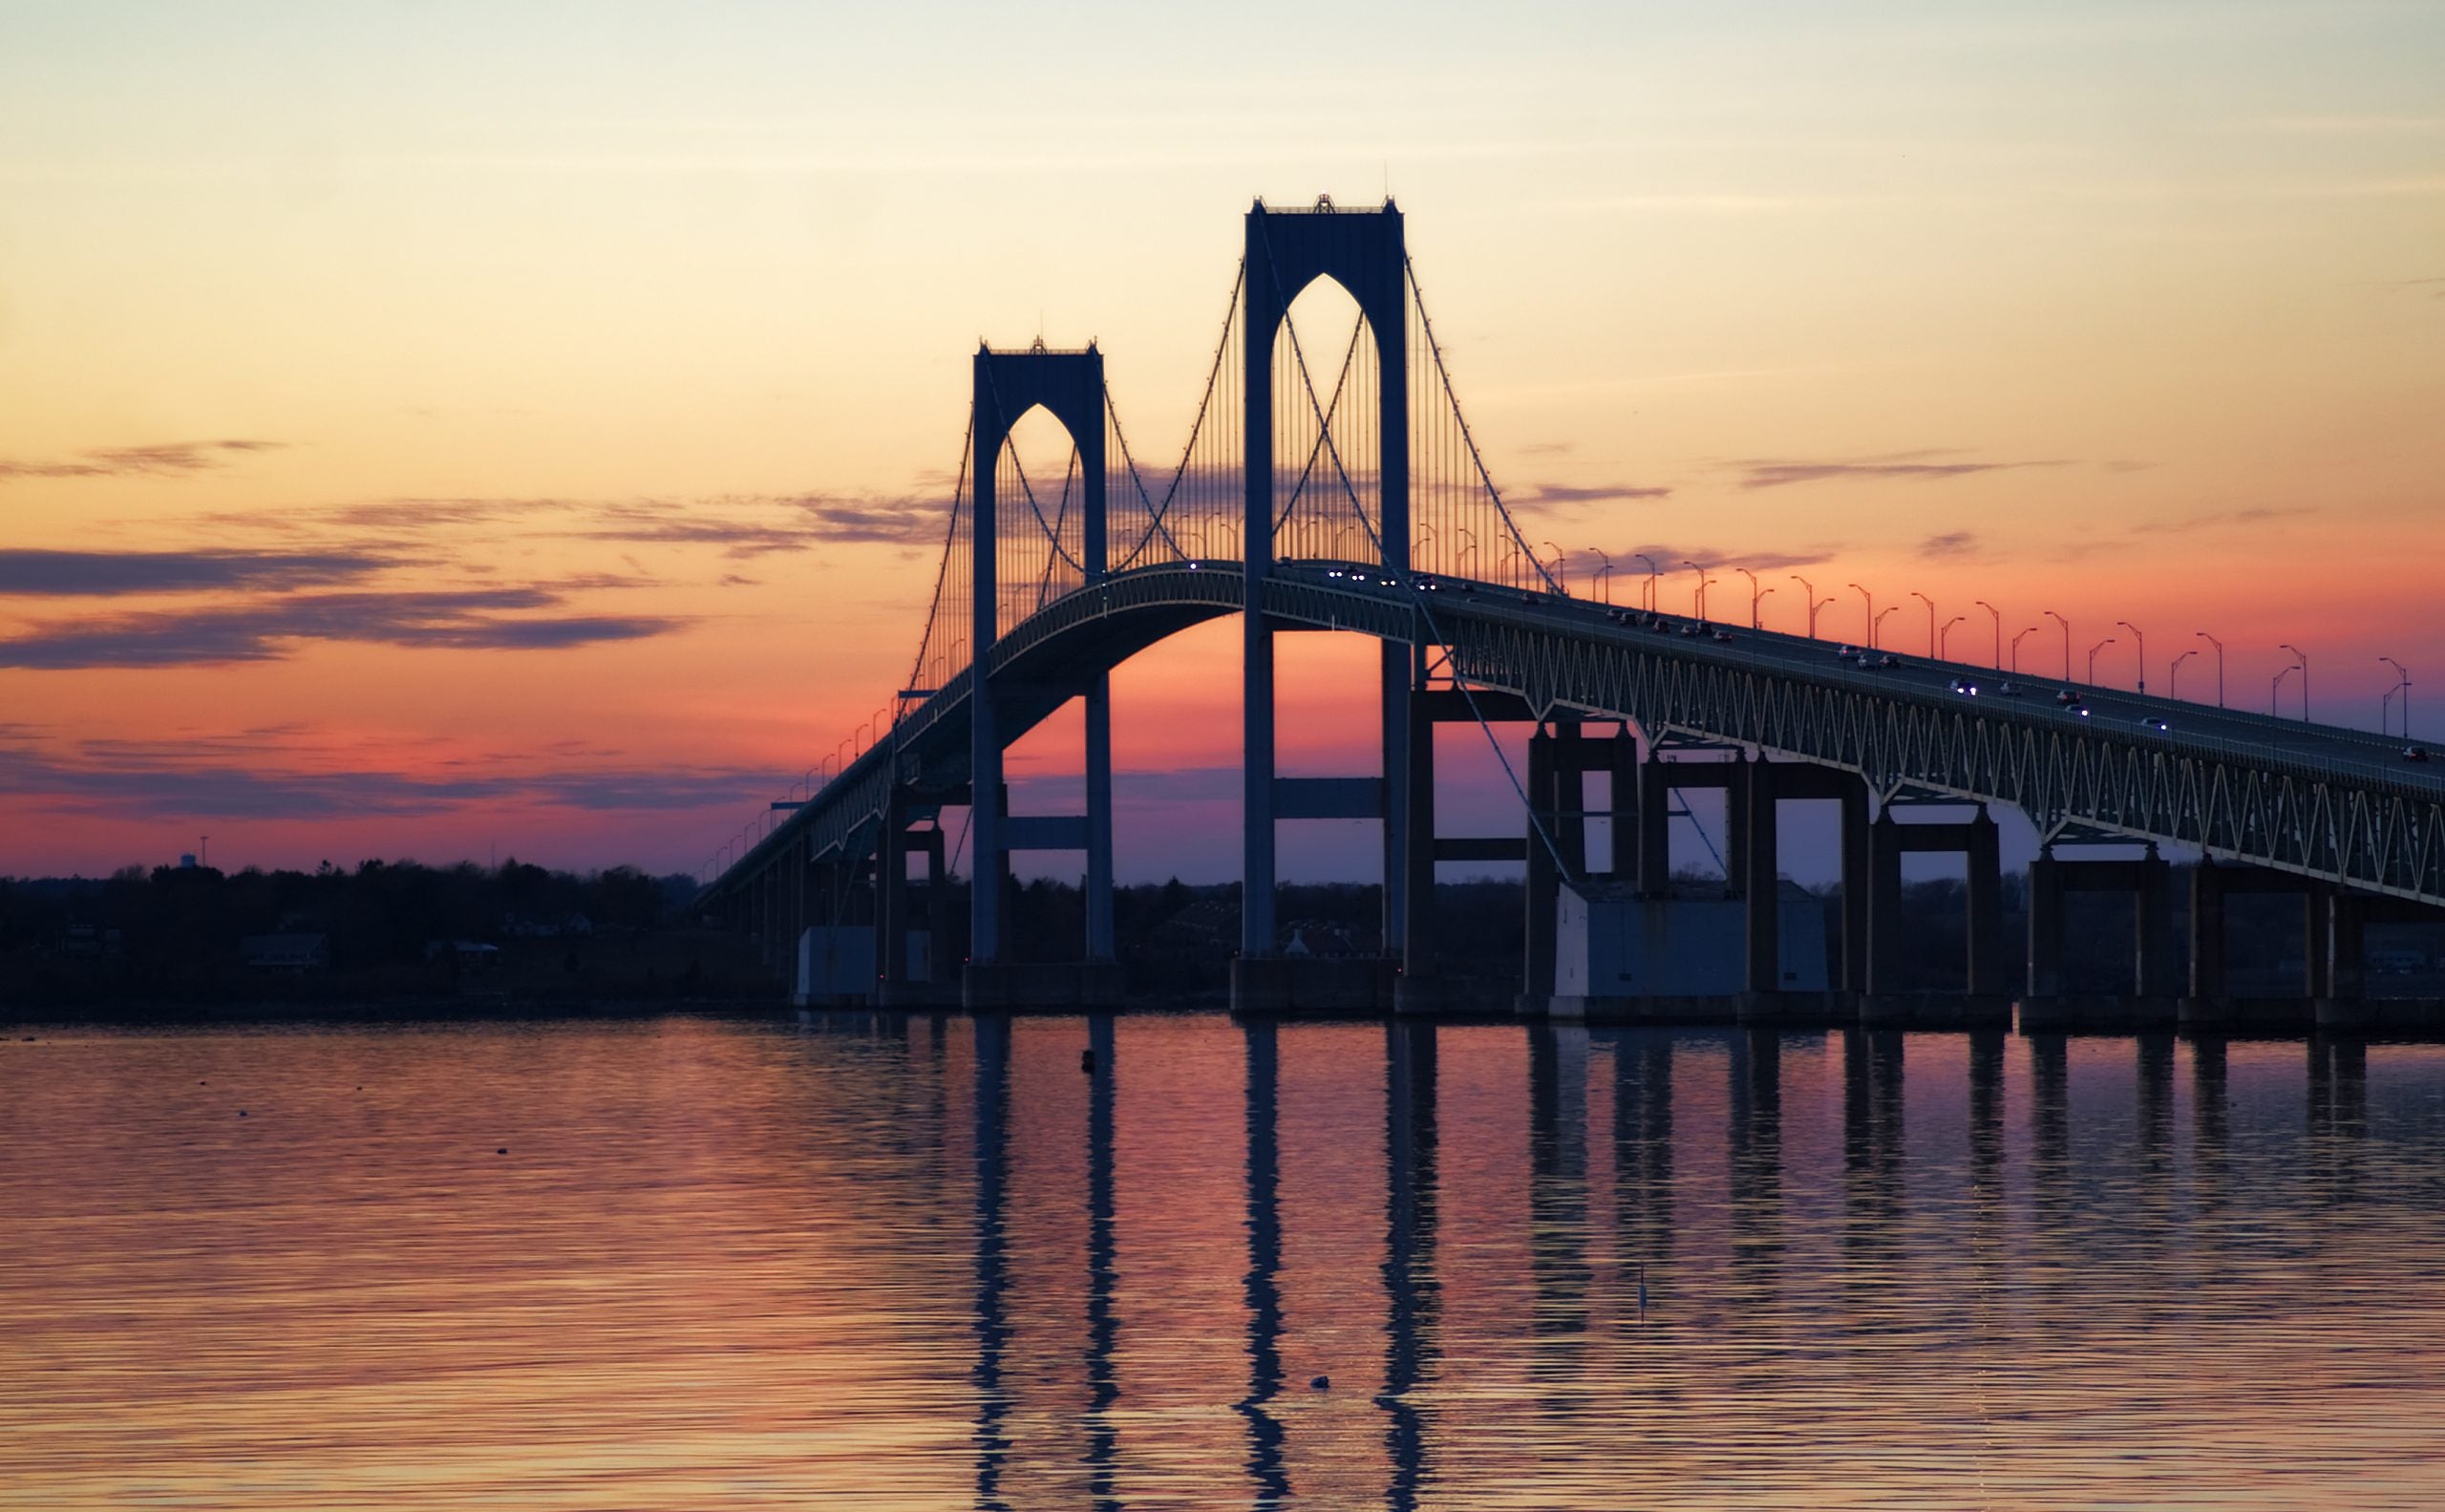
[8,1014,2445,1509]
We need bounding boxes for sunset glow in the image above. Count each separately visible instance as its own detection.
[4,3,2439,879]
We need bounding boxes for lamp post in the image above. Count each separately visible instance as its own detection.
[1586,547,1613,604]
[1685,560,1708,620]
[2273,664,2298,716]
[1811,595,1837,637]
[2197,631,2224,708]
[2087,637,2116,683]
[1790,575,1817,634]
[1735,566,1762,628]
[1912,590,1937,657]
[1542,540,1566,594]
[2010,626,2038,673]
[2116,621,2146,693]
[2045,610,2072,679]
[2382,656,2412,738]
[1940,614,1965,661]
[1876,606,1901,649]
[1974,599,2002,669]
[1754,586,1776,628]
[1634,553,1659,611]
[2282,644,2308,720]
[1849,583,1874,646]
[1455,526,1478,576]
[2170,648,2198,701]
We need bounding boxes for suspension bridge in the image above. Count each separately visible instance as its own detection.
[696,198,2445,1030]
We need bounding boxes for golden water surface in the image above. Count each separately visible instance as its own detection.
[7,1014,2445,1509]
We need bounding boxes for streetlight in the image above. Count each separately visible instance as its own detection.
[2116,621,2146,693]
[1974,600,2002,669]
[1754,586,1776,628]
[1633,553,1660,610]
[2044,610,2072,680]
[1849,583,1875,646]
[1876,606,1901,648]
[1811,595,1837,637]
[1940,614,1966,660]
[2382,657,2412,738]
[2087,637,2116,683]
[1790,575,1817,633]
[2281,644,2308,720]
[2197,631,2224,707]
[1542,540,1567,594]
[1735,566,1762,627]
[1685,560,1708,620]
[2170,648,2198,701]
[2009,626,2039,673]
[1589,547,1614,605]
[1911,590,1937,657]
[1455,526,1478,576]
[2273,663,2298,715]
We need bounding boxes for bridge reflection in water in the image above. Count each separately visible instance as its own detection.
[805,1011,2445,1509]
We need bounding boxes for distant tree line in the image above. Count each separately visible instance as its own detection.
[0,860,703,1005]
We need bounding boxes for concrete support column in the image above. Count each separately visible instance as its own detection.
[1379,644,1412,957]
[1085,675,1115,963]
[1606,724,1640,880]
[1551,720,1587,880]
[1725,755,1751,899]
[2027,849,2064,999]
[917,828,946,984]
[2189,862,2226,1002]
[1966,805,2006,997]
[2303,885,2332,1000]
[1744,757,1780,995]
[1524,729,1558,999]
[2327,891,2368,1005]
[1839,780,1871,995]
[1638,755,1672,896]
[877,799,909,988]
[2135,848,2175,998]
[1865,810,1906,996]
[1399,688,1436,975]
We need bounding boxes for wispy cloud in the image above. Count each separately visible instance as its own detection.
[2129,505,2319,536]
[1919,530,1980,559]
[1514,480,1674,509]
[1574,542,1840,578]
[0,588,685,670]
[0,439,285,481]
[1731,450,2072,490]
[0,548,399,597]
[0,729,769,819]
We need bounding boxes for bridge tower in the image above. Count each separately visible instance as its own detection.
[965,343,1118,1004]
[1238,199,1416,999]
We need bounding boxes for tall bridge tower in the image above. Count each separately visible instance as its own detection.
[1241,200,1419,962]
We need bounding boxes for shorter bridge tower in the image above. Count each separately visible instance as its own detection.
[964,341,1120,1006]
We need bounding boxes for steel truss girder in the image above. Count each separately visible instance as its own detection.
[705,563,2445,913]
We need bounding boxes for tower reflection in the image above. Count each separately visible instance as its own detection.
[1381,1019,1438,1511]
[1084,1012,1119,1512]
[1238,1017,1288,1506]
[970,1012,1012,1512]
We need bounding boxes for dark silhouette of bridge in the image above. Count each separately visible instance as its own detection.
[698,200,2445,1031]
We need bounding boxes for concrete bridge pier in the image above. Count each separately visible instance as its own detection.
[2020,844,2179,1031]
[2313,889,2445,1032]
[1859,804,2010,1029]
[2179,860,2350,1032]
[1738,760,1872,1025]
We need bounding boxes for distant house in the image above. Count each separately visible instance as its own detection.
[242,933,329,972]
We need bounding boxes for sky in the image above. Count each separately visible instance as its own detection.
[1,1,2440,884]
